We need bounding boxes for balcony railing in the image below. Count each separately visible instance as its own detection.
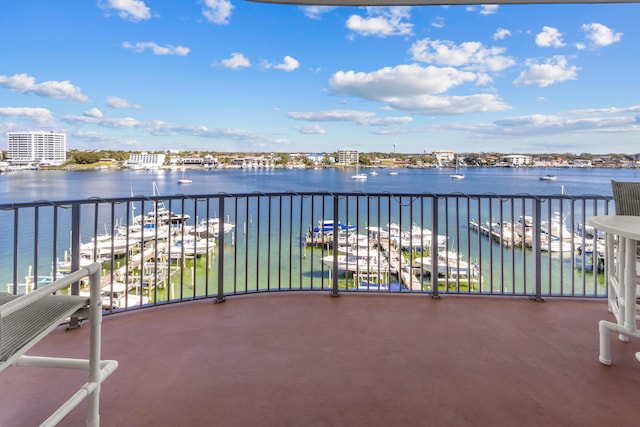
[0,191,612,312]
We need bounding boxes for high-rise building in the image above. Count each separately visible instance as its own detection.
[7,131,67,166]
[337,149,359,166]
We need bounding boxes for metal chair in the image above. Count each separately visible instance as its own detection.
[0,263,118,426]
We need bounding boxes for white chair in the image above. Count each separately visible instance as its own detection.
[0,262,118,426]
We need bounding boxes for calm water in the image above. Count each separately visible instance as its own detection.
[0,166,631,291]
[0,166,635,203]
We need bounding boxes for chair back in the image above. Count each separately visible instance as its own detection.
[611,180,640,215]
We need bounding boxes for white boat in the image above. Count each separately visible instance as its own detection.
[80,234,132,257]
[194,217,236,237]
[322,251,390,274]
[539,174,557,181]
[177,169,192,184]
[387,171,398,175]
[136,205,190,228]
[351,163,367,180]
[96,282,149,310]
[414,251,479,280]
[540,238,574,252]
[314,219,356,233]
[450,156,464,179]
[369,171,378,176]
[166,237,216,258]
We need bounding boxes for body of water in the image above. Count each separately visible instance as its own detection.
[0,166,630,296]
[0,166,635,203]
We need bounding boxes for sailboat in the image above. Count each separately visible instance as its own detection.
[539,158,557,181]
[177,169,192,184]
[450,156,464,179]
[351,162,367,180]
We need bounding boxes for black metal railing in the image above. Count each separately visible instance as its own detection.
[0,191,612,311]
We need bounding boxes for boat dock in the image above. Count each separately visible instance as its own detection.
[469,220,524,248]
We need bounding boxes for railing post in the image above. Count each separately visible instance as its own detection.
[69,203,82,327]
[216,196,226,303]
[431,198,439,299]
[531,198,543,301]
[331,195,340,297]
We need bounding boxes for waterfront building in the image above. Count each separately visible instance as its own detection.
[337,149,359,166]
[432,150,455,164]
[306,153,325,165]
[124,152,166,169]
[7,130,66,166]
[501,154,532,166]
[571,159,593,167]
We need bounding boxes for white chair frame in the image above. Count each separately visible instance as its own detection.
[0,262,118,426]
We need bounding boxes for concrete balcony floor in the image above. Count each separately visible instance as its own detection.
[2,293,640,426]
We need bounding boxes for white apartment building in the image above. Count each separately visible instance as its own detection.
[7,131,67,166]
[337,149,359,166]
[125,152,166,169]
[501,154,532,166]
[432,150,455,164]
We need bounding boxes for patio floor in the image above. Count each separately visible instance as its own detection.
[2,292,640,426]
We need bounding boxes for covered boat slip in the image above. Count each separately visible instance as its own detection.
[1,293,639,426]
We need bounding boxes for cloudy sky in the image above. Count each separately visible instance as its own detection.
[1,0,638,154]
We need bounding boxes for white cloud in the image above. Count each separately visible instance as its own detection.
[288,110,376,122]
[535,26,565,48]
[381,93,510,115]
[328,64,510,115]
[122,41,190,56]
[106,96,140,109]
[84,108,103,118]
[98,0,151,22]
[302,6,335,20]
[329,64,510,115]
[362,116,413,126]
[431,16,445,29]
[480,5,499,15]
[346,7,413,37]
[494,28,511,41]
[582,23,623,47]
[330,64,479,99]
[220,53,251,69]
[410,39,516,72]
[0,73,89,102]
[61,113,289,147]
[287,110,414,126]
[292,124,326,134]
[0,107,54,123]
[569,105,640,115]
[513,55,579,87]
[462,113,638,138]
[202,0,234,25]
[466,5,499,15]
[274,56,300,72]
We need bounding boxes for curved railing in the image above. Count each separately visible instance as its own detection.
[0,191,612,313]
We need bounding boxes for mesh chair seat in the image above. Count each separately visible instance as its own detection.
[0,293,89,363]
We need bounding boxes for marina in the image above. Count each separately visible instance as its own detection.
[0,166,625,300]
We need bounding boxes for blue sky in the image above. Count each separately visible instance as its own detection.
[1,1,638,154]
